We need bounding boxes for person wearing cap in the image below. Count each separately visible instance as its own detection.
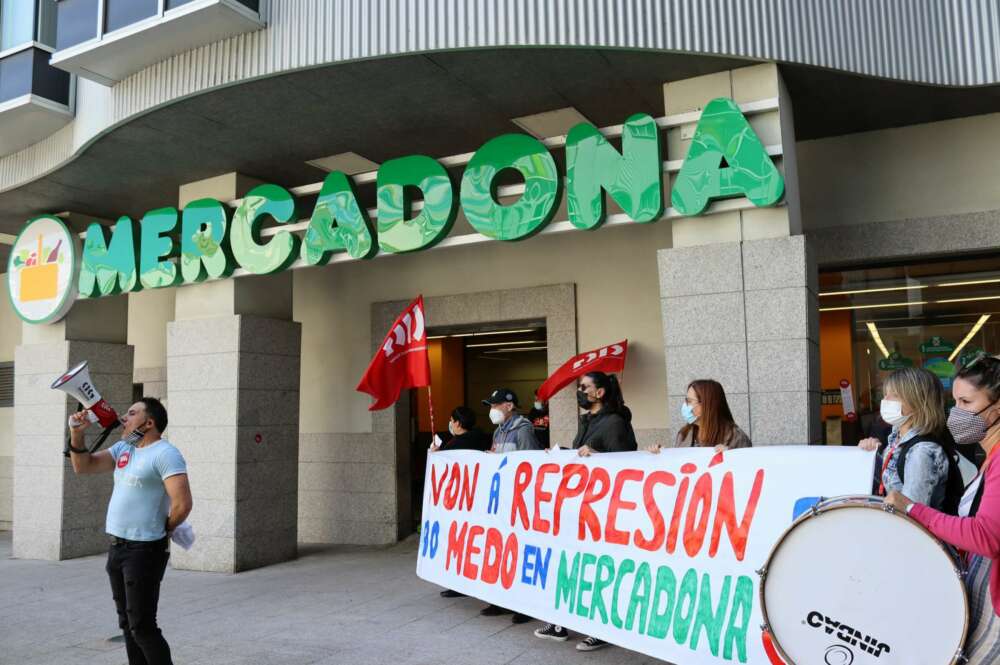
[483,388,541,454]
[479,388,540,623]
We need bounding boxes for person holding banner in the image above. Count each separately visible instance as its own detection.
[432,406,490,452]
[534,372,636,651]
[860,367,962,512]
[649,379,751,452]
[888,355,1000,663]
[480,388,539,623]
[573,371,637,456]
[483,388,541,454]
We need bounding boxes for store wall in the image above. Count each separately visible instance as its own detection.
[0,277,22,529]
[799,112,1000,231]
[294,221,675,542]
[127,288,175,400]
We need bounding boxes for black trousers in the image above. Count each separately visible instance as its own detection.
[106,537,173,665]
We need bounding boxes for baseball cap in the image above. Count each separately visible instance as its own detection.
[482,388,519,407]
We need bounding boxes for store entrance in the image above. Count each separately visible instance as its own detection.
[818,254,1000,449]
[407,323,549,529]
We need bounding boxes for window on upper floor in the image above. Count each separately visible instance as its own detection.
[50,0,263,86]
[1,0,35,51]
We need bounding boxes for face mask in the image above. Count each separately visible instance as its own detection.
[448,421,456,436]
[880,399,909,427]
[576,390,592,410]
[948,402,998,445]
[534,401,543,410]
[489,408,505,425]
[124,423,148,445]
[680,402,697,425]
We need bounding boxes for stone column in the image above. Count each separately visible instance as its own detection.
[659,65,818,444]
[13,296,133,560]
[168,173,301,573]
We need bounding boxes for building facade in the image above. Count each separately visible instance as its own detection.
[2,0,1000,571]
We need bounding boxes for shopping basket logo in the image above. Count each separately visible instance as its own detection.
[6,216,79,324]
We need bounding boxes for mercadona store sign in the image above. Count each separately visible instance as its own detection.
[6,97,783,324]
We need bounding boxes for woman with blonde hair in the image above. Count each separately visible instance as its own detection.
[860,366,959,511]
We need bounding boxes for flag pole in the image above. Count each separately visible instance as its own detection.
[427,383,437,441]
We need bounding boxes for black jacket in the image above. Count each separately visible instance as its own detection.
[572,407,637,452]
[439,427,490,452]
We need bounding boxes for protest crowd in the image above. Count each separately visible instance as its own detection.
[426,354,1000,664]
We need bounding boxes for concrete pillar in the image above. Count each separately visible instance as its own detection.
[168,173,301,573]
[659,64,818,444]
[13,296,133,559]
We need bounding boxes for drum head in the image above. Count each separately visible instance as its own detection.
[762,502,967,665]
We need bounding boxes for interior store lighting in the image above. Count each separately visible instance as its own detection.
[820,301,928,312]
[466,340,547,348]
[819,285,925,297]
[949,314,992,362]
[820,276,1000,297]
[866,322,891,359]
[450,329,537,337]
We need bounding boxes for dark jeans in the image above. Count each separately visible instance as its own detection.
[106,536,172,665]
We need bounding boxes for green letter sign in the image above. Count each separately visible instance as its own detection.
[301,172,375,264]
[230,184,299,274]
[139,207,181,289]
[671,97,783,216]
[79,217,141,297]
[460,134,560,240]
[566,113,663,229]
[16,104,785,324]
[377,155,456,253]
[180,198,234,283]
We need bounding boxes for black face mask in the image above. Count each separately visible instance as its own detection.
[577,390,592,409]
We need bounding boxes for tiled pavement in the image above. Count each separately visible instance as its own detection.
[0,532,659,665]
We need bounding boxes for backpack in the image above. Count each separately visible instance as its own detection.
[896,436,966,516]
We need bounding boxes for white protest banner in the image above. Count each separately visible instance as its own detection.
[416,446,875,665]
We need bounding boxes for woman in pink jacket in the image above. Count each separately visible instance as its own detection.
[887,354,1000,663]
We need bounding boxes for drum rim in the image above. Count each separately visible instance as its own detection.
[758,494,969,665]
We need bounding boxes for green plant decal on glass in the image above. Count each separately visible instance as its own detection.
[377,155,456,253]
[138,207,181,289]
[301,172,375,264]
[566,113,663,229]
[230,184,299,274]
[671,97,783,216]
[460,133,560,240]
[181,198,235,283]
[79,217,141,297]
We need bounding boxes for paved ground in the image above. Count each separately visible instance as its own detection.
[0,532,659,665]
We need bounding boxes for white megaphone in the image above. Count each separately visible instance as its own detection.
[51,361,120,429]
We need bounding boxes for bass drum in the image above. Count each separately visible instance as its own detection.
[759,496,968,665]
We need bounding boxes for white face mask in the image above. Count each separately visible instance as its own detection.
[448,421,456,436]
[880,398,909,427]
[489,408,505,425]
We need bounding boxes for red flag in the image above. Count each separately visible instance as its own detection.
[356,296,431,410]
[535,339,628,402]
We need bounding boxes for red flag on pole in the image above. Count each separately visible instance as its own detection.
[356,295,431,411]
[535,339,628,402]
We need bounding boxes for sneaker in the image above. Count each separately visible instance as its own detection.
[511,613,532,624]
[576,636,610,652]
[479,604,512,616]
[534,624,569,641]
[439,589,465,598]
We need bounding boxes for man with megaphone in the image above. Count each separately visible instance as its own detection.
[68,396,191,665]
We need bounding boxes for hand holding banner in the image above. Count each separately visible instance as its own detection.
[536,339,627,402]
[356,295,430,410]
